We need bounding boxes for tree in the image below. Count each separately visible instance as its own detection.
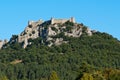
[80,73,93,80]
[49,71,60,80]
[0,73,8,80]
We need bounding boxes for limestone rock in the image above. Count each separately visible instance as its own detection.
[5,17,94,49]
[86,28,92,36]
[0,39,8,49]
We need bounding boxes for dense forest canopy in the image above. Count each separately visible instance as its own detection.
[0,22,120,80]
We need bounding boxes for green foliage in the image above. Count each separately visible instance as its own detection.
[12,35,18,39]
[51,27,58,32]
[82,26,87,33]
[62,21,74,32]
[80,73,93,80]
[49,71,59,80]
[32,31,35,34]
[64,21,74,26]
[53,32,65,38]
[0,31,120,80]
[28,25,32,28]
[0,73,8,80]
[42,21,50,29]
[103,69,120,80]
[81,26,88,36]
[9,35,18,44]
[66,25,72,32]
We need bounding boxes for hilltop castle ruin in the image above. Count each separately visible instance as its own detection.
[0,17,93,49]
[17,17,76,48]
[0,17,76,49]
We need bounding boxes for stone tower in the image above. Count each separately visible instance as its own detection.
[51,17,54,24]
[51,17,75,24]
[70,17,75,23]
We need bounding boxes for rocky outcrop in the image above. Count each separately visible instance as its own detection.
[86,28,92,36]
[6,17,94,48]
[0,39,8,49]
[0,40,4,49]
[64,26,83,37]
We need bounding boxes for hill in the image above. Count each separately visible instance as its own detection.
[0,17,120,80]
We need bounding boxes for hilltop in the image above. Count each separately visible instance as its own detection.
[0,17,120,80]
[1,17,94,49]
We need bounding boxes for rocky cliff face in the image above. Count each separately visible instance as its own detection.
[2,17,95,48]
[0,40,8,49]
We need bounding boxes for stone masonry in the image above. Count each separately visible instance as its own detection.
[51,17,75,24]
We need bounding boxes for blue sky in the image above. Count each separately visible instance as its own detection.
[0,0,120,40]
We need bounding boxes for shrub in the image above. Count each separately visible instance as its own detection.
[51,27,58,32]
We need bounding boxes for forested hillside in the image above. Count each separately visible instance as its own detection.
[0,21,120,80]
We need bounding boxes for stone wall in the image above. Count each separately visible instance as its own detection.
[51,17,75,24]
[28,19,43,27]
[18,19,43,43]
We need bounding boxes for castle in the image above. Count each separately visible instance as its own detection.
[51,17,75,24]
[17,17,75,48]
[0,17,76,49]
[0,17,93,49]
